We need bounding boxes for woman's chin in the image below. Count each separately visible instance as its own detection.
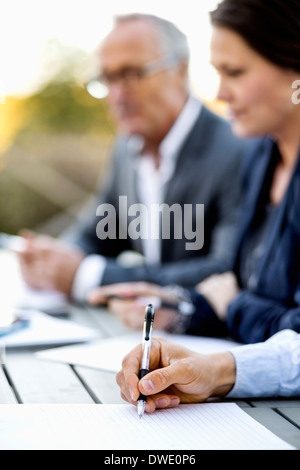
[231,121,261,139]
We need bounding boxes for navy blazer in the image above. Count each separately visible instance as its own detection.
[227,138,300,343]
[188,138,300,343]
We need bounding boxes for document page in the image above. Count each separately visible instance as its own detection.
[2,311,98,348]
[36,332,241,372]
[0,403,294,450]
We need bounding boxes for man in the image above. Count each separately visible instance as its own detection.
[18,14,246,302]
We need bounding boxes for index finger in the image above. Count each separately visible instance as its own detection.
[117,344,142,402]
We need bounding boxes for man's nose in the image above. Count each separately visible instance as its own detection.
[107,81,130,102]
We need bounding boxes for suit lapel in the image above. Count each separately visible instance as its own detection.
[163,107,206,206]
[233,138,274,272]
[161,108,205,261]
[255,146,300,288]
[125,141,144,253]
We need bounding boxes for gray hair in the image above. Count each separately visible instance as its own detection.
[115,13,190,64]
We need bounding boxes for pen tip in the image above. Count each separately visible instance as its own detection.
[137,400,145,419]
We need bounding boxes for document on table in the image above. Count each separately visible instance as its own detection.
[1,310,98,348]
[0,403,294,450]
[0,249,69,315]
[36,332,241,372]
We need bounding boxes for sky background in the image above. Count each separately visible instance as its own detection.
[0,0,221,101]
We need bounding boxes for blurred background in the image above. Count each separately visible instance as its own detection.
[0,0,224,237]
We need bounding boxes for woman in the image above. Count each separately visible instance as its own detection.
[89,0,300,345]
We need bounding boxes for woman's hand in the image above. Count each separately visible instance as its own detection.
[116,337,236,413]
[196,272,240,320]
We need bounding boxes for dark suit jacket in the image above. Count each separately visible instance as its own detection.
[226,138,300,343]
[64,105,246,287]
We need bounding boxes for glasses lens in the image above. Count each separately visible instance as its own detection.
[86,79,108,99]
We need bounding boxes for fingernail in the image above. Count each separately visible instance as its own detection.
[141,379,154,393]
[171,397,180,406]
[156,398,168,408]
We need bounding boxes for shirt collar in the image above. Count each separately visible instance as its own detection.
[134,95,202,179]
[159,95,202,163]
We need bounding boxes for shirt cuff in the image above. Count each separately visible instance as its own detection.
[71,255,107,302]
[226,329,300,398]
[227,343,280,398]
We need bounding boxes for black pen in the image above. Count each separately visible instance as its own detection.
[137,304,155,419]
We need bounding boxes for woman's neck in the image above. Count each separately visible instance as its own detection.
[269,109,300,206]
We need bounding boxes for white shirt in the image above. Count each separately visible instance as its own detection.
[72,95,202,301]
[136,95,202,264]
[228,329,300,398]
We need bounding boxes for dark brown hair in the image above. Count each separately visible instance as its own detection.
[210,0,300,71]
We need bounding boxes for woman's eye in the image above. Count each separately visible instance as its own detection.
[227,69,244,77]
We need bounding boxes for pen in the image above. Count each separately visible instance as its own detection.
[137,304,155,419]
[0,318,30,338]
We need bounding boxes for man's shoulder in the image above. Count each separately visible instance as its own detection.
[191,105,245,152]
[200,105,242,144]
[187,105,248,167]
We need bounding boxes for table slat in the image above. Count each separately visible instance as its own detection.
[74,367,125,404]
[249,398,300,408]
[84,306,131,337]
[244,407,300,449]
[5,352,94,404]
[277,407,300,429]
[0,367,17,403]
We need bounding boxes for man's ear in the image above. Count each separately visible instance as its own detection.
[176,60,189,91]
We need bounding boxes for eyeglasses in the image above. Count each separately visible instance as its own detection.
[86,55,179,99]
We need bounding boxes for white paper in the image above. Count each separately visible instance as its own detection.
[36,332,240,372]
[0,403,294,450]
[1,311,98,348]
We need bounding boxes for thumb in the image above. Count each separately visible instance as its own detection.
[87,289,107,305]
[139,361,186,396]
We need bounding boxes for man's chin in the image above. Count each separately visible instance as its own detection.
[116,116,143,134]
[119,124,144,137]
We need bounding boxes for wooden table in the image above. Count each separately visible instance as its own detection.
[0,251,299,450]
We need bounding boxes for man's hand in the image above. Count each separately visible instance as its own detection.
[88,282,180,330]
[116,337,236,413]
[17,230,85,296]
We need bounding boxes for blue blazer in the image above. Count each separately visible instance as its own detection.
[188,138,300,343]
[228,138,300,343]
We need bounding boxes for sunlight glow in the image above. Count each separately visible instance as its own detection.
[0,0,220,101]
